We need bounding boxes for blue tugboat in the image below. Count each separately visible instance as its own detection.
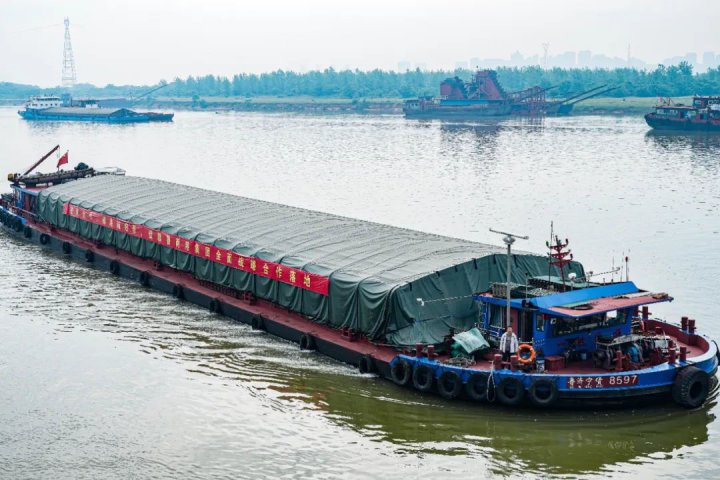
[18,96,173,123]
[389,232,718,408]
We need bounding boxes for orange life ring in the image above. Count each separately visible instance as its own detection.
[517,344,536,365]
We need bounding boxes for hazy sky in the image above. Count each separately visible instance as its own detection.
[1,0,718,87]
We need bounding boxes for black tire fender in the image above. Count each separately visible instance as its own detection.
[209,298,222,314]
[172,284,185,300]
[437,370,463,399]
[673,366,710,409]
[84,250,95,262]
[528,378,559,407]
[23,226,32,238]
[62,241,72,254]
[358,355,374,374]
[251,316,264,330]
[299,333,316,350]
[390,359,412,386]
[496,376,525,406]
[139,270,150,287]
[465,372,491,402]
[39,233,50,245]
[412,364,435,393]
[109,260,120,275]
[14,219,22,232]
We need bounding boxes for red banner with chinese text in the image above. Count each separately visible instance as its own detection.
[63,203,330,295]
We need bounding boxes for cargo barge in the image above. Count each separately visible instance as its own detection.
[645,96,720,132]
[1,156,717,409]
[18,96,173,123]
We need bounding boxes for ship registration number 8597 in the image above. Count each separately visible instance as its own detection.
[567,375,639,389]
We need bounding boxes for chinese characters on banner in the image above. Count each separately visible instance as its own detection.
[63,203,330,295]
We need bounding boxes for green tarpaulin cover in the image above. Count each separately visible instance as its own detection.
[37,175,585,346]
[452,328,490,354]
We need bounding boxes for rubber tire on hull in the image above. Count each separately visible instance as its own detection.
[528,378,559,407]
[390,359,412,386]
[412,364,435,393]
[358,355,374,374]
[497,377,525,406]
[85,250,95,263]
[172,284,185,300]
[673,366,710,409]
[23,226,32,238]
[437,370,462,399]
[139,271,150,287]
[209,298,222,314]
[299,333,316,351]
[109,260,120,275]
[465,372,490,402]
[251,316,264,330]
[40,233,50,245]
[14,219,22,232]
[62,241,72,254]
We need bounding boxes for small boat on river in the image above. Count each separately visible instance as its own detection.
[645,96,720,132]
[18,96,173,123]
[1,148,717,409]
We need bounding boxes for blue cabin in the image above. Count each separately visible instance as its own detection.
[473,278,673,362]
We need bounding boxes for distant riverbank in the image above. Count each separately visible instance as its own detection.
[149,95,687,116]
[2,95,689,116]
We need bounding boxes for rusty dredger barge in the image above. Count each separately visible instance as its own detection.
[2,151,718,409]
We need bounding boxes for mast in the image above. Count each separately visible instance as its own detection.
[490,228,529,328]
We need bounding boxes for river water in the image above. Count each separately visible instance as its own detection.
[0,108,719,479]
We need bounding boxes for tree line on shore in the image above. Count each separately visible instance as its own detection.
[3,62,720,100]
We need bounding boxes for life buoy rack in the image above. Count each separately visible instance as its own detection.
[517,344,536,365]
[358,355,374,374]
[412,364,435,392]
[437,370,462,399]
[496,376,525,406]
[672,366,710,408]
[465,372,490,402]
[299,332,316,350]
[390,359,412,386]
[528,378,559,407]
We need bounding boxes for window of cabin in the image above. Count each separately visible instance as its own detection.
[489,305,505,328]
[607,309,629,327]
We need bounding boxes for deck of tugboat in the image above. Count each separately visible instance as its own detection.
[451,329,709,375]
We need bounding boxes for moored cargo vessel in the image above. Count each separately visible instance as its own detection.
[1,153,717,409]
[18,96,173,123]
[645,96,720,132]
[403,70,616,119]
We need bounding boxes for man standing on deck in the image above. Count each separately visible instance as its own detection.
[499,326,518,362]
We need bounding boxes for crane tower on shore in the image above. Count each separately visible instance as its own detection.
[61,17,76,86]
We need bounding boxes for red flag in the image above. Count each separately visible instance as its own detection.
[57,151,69,168]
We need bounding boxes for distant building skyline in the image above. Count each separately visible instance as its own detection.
[406,49,720,73]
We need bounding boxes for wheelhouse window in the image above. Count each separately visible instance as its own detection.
[489,305,505,328]
[552,313,608,336]
[606,309,629,327]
